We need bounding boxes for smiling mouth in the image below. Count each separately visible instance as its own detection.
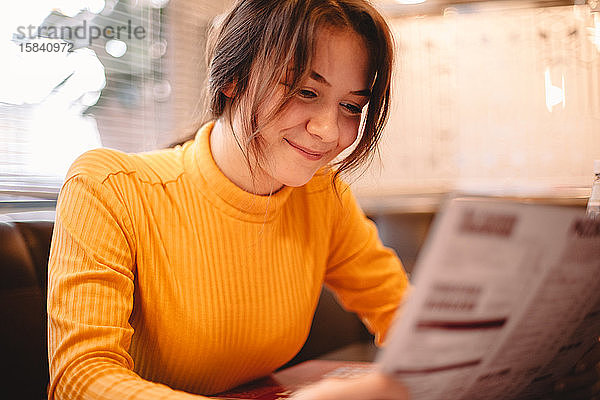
[284,139,326,158]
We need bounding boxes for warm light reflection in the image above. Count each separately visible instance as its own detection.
[27,96,103,176]
[1,2,105,179]
[544,68,565,112]
[575,3,600,52]
[87,0,106,14]
[105,39,127,57]
[151,0,170,8]
[53,0,106,17]
[591,13,600,51]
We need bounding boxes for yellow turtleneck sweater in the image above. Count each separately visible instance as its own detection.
[47,122,409,399]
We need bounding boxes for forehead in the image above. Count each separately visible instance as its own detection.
[310,27,372,91]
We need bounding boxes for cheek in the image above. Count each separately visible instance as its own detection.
[338,118,361,150]
[263,104,305,141]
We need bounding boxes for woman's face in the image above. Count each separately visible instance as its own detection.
[254,27,372,189]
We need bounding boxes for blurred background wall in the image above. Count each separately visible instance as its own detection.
[352,1,600,215]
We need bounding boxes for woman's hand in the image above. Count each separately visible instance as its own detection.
[289,370,409,400]
[553,338,600,400]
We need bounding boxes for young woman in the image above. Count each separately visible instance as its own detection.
[47,0,411,399]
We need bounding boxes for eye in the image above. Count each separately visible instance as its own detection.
[298,89,317,99]
[341,102,362,115]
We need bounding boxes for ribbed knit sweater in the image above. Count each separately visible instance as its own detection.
[47,121,409,399]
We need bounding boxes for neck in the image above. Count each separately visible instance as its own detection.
[209,118,284,196]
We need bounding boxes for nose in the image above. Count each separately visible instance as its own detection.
[306,105,339,143]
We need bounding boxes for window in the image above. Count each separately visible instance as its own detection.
[1,0,227,200]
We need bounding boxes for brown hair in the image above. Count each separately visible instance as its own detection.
[183,0,394,190]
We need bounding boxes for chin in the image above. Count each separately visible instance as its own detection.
[278,172,317,188]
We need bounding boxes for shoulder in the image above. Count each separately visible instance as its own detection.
[65,146,186,186]
[66,148,134,183]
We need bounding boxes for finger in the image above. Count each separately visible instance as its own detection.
[290,372,409,400]
[290,378,349,400]
[575,339,600,373]
[291,376,390,400]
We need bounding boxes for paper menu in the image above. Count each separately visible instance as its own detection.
[378,197,600,400]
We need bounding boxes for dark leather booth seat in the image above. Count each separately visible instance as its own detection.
[0,211,372,399]
[0,211,54,400]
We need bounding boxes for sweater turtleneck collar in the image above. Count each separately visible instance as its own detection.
[183,121,294,222]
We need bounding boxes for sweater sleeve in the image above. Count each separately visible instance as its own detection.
[47,174,205,400]
[325,182,411,346]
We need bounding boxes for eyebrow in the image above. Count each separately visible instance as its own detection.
[310,70,371,97]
